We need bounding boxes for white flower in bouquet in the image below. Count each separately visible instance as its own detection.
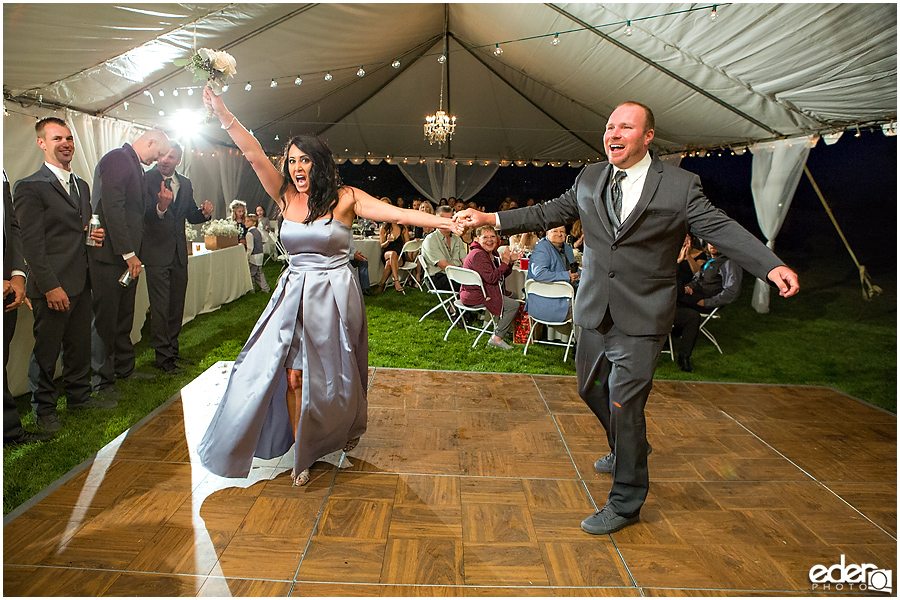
[185,222,197,241]
[202,219,241,237]
[174,48,237,121]
[573,248,583,267]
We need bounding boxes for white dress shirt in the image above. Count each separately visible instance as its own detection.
[612,151,652,223]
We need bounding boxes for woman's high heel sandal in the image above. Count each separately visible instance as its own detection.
[291,468,310,487]
[344,437,361,452]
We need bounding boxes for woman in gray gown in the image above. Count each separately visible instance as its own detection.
[198,88,461,486]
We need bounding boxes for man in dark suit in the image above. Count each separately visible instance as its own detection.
[89,129,171,397]
[143,142,213,373]
[4,172,53,445]
[456,101,799,535]
[14,118,112,433]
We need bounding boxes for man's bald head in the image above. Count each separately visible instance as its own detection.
[133,129,171,166]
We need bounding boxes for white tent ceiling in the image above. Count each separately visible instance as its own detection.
[3,3,897,163]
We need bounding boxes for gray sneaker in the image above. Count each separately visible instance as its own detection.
[581,505,639,535]
[36,413,62,432]
[594,444,653,474]
[487,337,513,350]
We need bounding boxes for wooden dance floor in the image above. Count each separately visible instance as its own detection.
[4,365,896,596]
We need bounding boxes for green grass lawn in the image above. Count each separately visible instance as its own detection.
[4,253,895,515]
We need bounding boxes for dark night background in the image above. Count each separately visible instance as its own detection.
[339,129,897,275]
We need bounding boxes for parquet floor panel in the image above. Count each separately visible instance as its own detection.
[4,364,894,596]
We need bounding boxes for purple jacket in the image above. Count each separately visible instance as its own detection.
[461,240,512,316]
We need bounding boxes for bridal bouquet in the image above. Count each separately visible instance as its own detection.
[174,48,237,121]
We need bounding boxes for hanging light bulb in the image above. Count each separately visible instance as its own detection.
[357,66,365,77]
[270,78,277,88]
[123,101,129,111]
[324,71,333,81]
[551,33,560,45]
[158,110,165,116]
[187,88,194,96]
[158,89,165,97]
[275,134,280,141]
[624,20,633,36]
[172,88,179,97]
[392,59,401,68]
[855,125,861,137]
[438,52,447,64]
[244,82,252,91]
[294,75,302,85]
[709,5,718,22]
[493,44,503,56]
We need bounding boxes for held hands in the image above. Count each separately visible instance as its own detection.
[125,255,143,280]
[767,265,800,297]
[85,225,105,247]
[157,181,174,212]
[452,208,492,228]
[437,217,464,236]
[201,201,214,217]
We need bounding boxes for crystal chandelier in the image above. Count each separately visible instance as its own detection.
[424,53,456,145]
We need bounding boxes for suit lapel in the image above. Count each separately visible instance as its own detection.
[39,165,77,209]
[591,164,614,238]
[616,158,662,240]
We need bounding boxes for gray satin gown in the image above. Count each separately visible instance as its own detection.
[198,218,368,478]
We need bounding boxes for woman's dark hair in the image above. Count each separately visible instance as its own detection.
[278,135,343,225]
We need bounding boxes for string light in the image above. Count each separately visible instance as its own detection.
[392,59,401,68]
[551,33,560,45]
[172,88,179,96]
[438,53,446,64]
[158,89,165,97]
[123,101,129,110]
[493,44,503,56]
[709,5,718,22]
[624,20,633,36]
[244,82,252,91]
[854,125,861,137]
[275,134,280,141]
[270,78,277,88]
[324,71,332,81]
[357,66,365,77]
[187,88,194,96]
[294,76,302,85]
[158,110,165,116]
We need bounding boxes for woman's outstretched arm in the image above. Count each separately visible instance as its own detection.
[204,87,284,208]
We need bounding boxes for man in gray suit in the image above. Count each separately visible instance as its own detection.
[15,118,111,433]
[143,142,212,373]
[456,101,799,535]
[89,129,171,397]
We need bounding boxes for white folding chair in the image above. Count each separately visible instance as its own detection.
[397,239,423,290]
[699,306,723,353]
[660,332,675,361]
[444,266,495,347]
[273,238,289,275]
[522,280,576,362]
[418,255,455,324]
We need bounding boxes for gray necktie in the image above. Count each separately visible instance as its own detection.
[68,174,79,203]
[610,170,627,221]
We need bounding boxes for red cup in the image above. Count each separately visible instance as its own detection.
[519,258,529,270]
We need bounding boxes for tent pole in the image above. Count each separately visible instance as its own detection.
[803,165,882,300]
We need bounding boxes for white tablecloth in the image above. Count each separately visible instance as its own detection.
[351,237,383,287]
[7,244,252,396]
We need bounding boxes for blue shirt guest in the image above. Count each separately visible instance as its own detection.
[526,225,580,323]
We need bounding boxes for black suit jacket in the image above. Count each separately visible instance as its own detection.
[143,168,209,267]
[90,143,147,265]
[499,156,783,336]
[4,177,26,281]
[14,165,92,298]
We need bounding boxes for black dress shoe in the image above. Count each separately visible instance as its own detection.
[581,505,639,535]
[361,289,373,296]
[69,397,117,410]
[173,356,192,367]
[678,355,693,373]
[157,363,182,375]
[120,371,155,381]
[36,413,62,432]
[5,430,55,446]
[96,388,123,401]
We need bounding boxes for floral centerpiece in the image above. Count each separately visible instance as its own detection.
[174,48,237,122]
[202,219,241,250]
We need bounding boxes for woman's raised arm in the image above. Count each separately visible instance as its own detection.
[204,88,284,207]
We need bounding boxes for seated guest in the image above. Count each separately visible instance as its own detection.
[421,205,467,290]
[677,234,707,288]
[509,231,538,255]
[672,242,741,372]
[229,199,248,244]
[412,200,435,239]
[460,225,475,247]
[375,220,408,293]
[412,198,422,211]
[461,226,523,350]
[568,220,584,251]
[526,225,580,323]
[349,239,372,296]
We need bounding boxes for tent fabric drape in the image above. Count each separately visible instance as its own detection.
[748,136,815,313]
[398,160,499,202]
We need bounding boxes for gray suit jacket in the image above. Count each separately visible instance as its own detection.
[499,156,783,336]
[90,143,147,266]
[143,168,209,268]
[14,165,92,298]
